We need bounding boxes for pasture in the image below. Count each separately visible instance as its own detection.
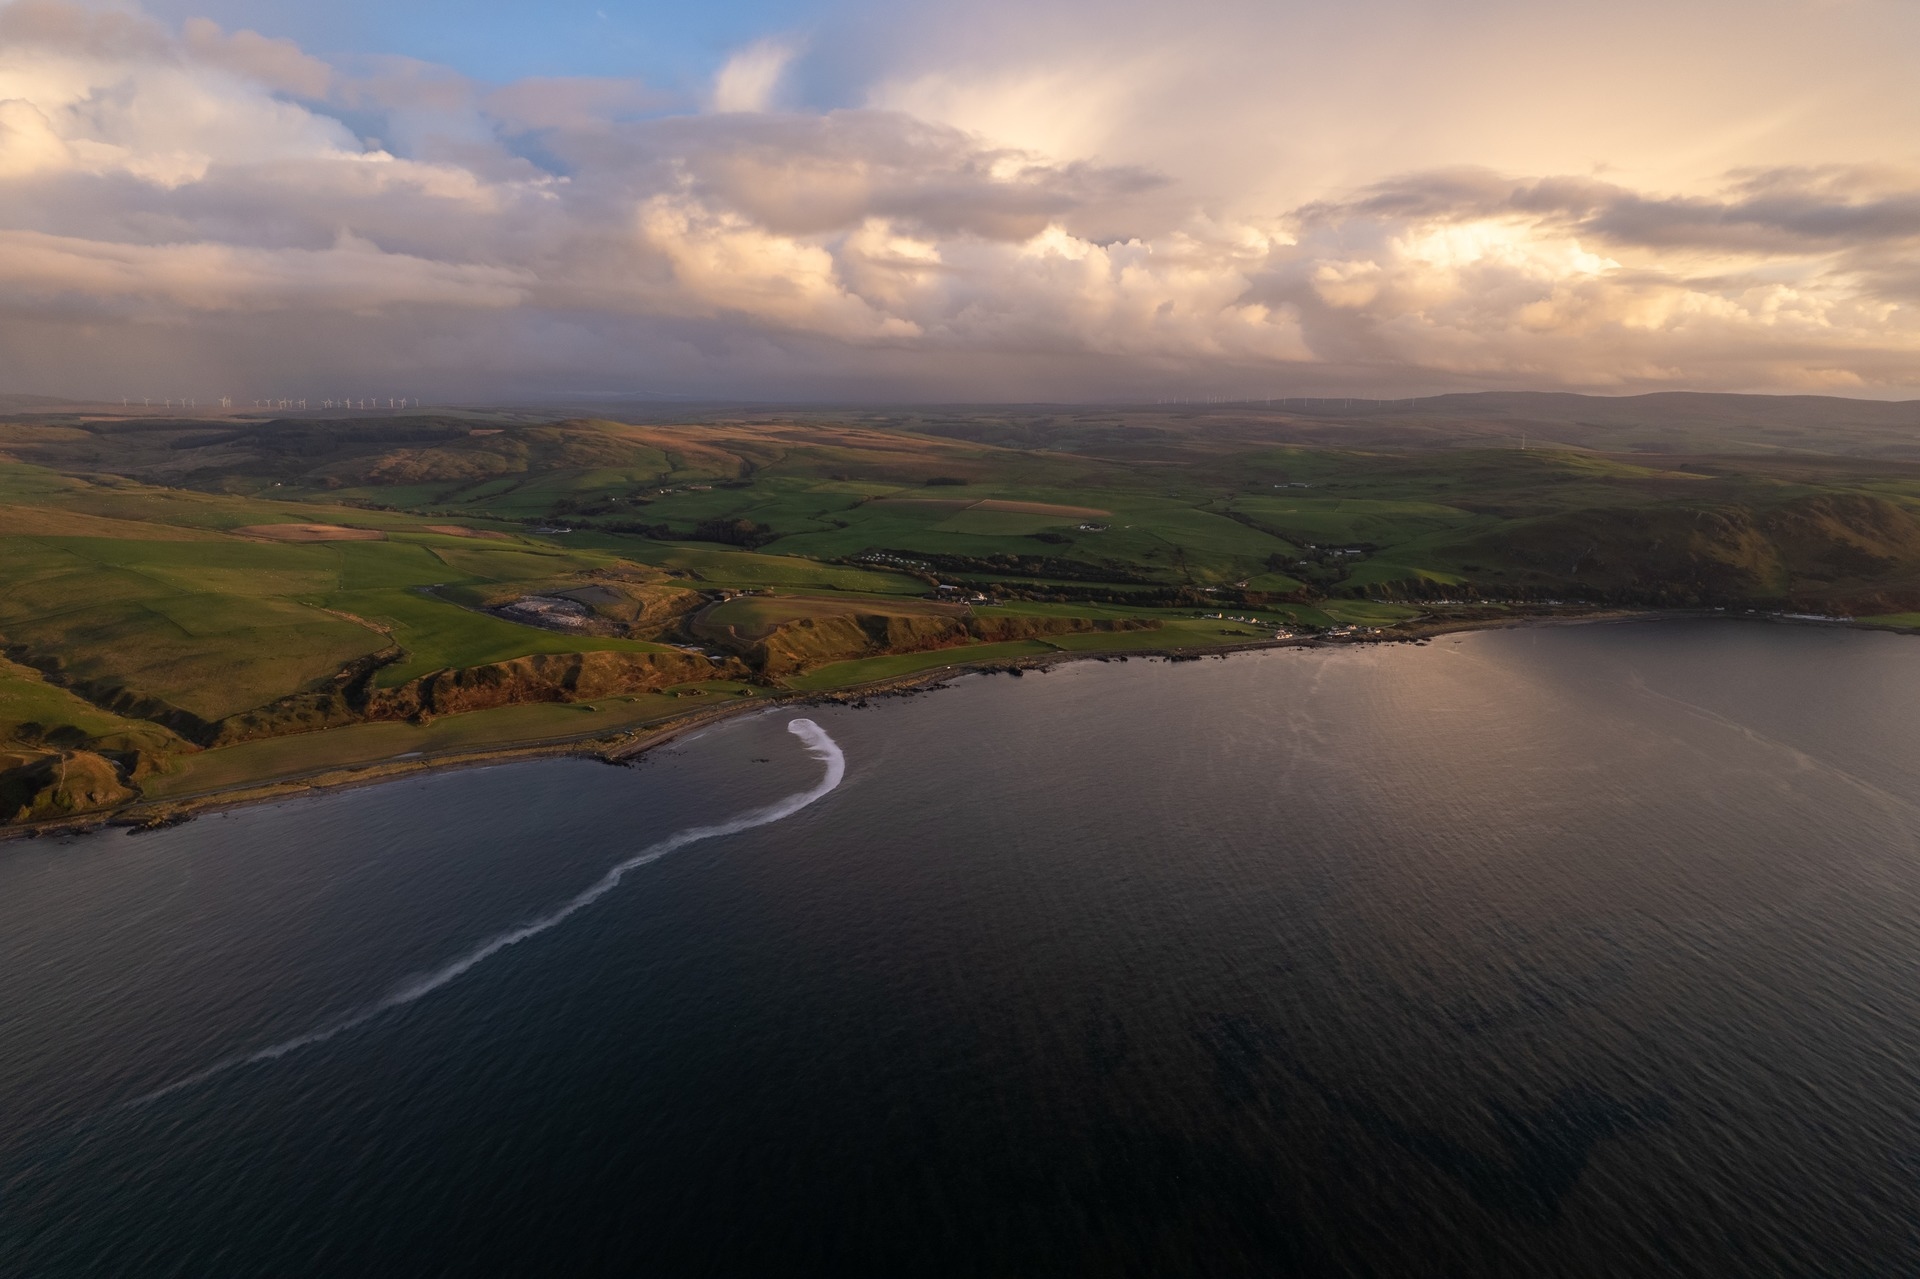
[0,462,687,725]
[782,641,1057,690]
[693,593,963,641]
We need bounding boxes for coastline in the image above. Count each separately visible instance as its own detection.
[0,605,1866,842]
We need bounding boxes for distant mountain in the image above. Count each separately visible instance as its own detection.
[829,392,1920,459]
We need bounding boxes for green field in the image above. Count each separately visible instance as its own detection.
[694,591,959,640]
[783,641,1058,690]
[340,587,668,687]
[0,658,184,756]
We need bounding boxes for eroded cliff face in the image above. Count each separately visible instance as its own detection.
[207,649,745,746]
[0,605,1166,829]
[371,650,740,718]
[734,611,1160,677]
[208,612,1162,744]
[738,614,960,678]
[0,646,749,826]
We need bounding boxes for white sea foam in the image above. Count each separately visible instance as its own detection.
[121,718,845,1109]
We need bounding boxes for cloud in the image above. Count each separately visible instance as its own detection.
[559,109,1165,240]
[0,0,168,59]
[1306,165,1920,255]
[4,0,1920,399]
[181,17,332,98]
[0,8,361,187]
[1253,168,1920,390]
[0,227,530,313]
[711,40,796,114]
[637,196,920,338]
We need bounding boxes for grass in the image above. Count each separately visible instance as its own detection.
[0,659,186,755]
[329,588,668,687]
[562,533,927,592]
[1320,600,1426,625]
[696,592,958,640]
[931,508,1069,536]
[143,690,747,797]
[1222,495,1486,546]
[1045,621,1262,651]
[976,600,1333,628]
[782,641,1056,690]
[1340,560,1468,592]
[0,464,693,720]
[1,584,384,720]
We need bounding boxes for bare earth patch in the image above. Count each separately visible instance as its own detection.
[496,595,591,629]
[424,524,513,540]
[868,497,974,511]
[234,523,386,542]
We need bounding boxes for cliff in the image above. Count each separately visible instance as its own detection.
[735,610,1158,677]
[207,649,743,746]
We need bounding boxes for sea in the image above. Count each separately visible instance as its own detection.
[3,618,1920,1276]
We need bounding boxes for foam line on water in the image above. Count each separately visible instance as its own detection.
[118,718,845,1110]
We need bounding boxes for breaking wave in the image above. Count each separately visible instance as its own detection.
[121,718,845,1109]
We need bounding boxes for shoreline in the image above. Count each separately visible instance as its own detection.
[0,605,1876,843]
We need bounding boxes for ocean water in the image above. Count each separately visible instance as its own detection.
[3,619,1920,1276]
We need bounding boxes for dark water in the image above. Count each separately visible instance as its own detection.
[5,620,1920,1277]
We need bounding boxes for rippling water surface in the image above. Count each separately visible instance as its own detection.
[5,619,1920,1276]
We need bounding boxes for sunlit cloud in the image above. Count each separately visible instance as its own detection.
[710,39,796,114]
[3,0,1920,398]
[0,227,530,312]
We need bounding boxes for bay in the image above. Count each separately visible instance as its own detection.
[3,619,1920,1275]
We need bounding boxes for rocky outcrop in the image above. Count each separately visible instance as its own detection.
[0,750,136,824]
[738,613,961,678]
[207,648,742,745]
[548,580,706,637]
[371,650,740,718]
[738,610,1160,677]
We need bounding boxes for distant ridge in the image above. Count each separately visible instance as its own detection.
[519,390,1920,459]
[1398,391,1920,427]
[8,390,1920,455]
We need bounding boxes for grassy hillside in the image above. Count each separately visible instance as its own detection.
[6,393,1920,826]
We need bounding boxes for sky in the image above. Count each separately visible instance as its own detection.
[5,0,1920,402]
